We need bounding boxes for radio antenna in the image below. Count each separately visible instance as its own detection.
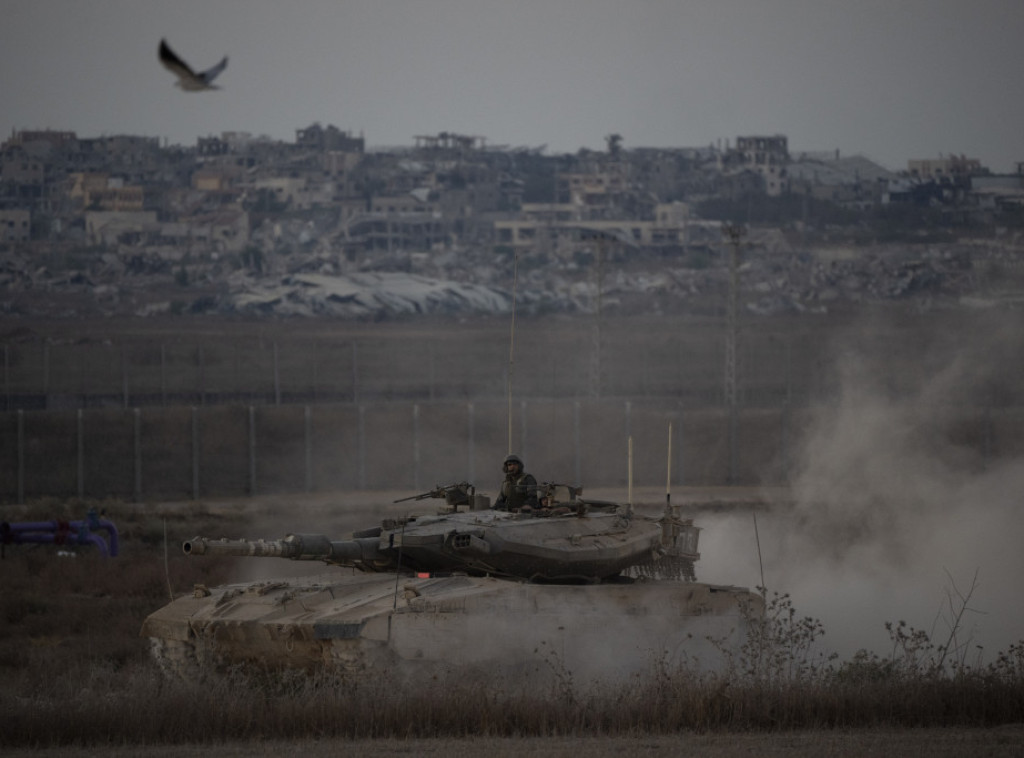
[627,435,634,515]
[665,421,672,513]
[753,508,766,594]
[507,251,519,455]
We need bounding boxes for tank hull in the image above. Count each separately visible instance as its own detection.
[142,572,762,687]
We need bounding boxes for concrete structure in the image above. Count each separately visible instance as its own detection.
[556,169,629,209]
[494,201,714,257]
[68,173,145,211]
[85,210,158,246]
[251,176,308,208]
[721,135,790,196]
[413,132,484,151]
[0,208,30,242]
[787,154,894,209]
[970,168,1024,212]
[296,123,365,153]
[184,207,250,253]
[2,129,77,152]
[908,155,981,182]
[0,146,46,185]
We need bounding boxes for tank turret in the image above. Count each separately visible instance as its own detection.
[181,482,700,583]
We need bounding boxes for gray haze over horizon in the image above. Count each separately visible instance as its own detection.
[2,0,1023,173]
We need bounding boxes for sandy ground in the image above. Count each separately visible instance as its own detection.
[6,729,1024,757]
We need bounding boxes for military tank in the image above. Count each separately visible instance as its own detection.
[142,482,763,688]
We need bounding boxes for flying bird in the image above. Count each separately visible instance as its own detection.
[158,39,228,91]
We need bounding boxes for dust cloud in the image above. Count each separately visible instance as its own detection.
[705,312,1024,662]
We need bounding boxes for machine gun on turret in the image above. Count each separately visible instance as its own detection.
[392,481,486,512]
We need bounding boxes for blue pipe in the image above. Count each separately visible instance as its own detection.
[0,518,119,557]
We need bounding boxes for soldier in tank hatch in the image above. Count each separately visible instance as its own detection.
[493,454,539,512]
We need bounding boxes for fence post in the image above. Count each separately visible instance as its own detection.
[304,405,312,492]
[133,408,142,502]
[676,409,684,487]
[520,400,527,460]
[729,403,738,486]
[3,344,9,411]
[160,344,167,407]
[311,343,319,404]
[351,341,359,404]
[428,343,435,401]
[273,342,281,405]
[574,400,581,484]
[248,405,256,495]
[79,350,87,409]
[17,409,24,504]
[983,405,993,468]
[121,345,129,409]
[467,402,475,483]
[77,409,84,498]
[198,347,206,406]
[357,403,366,490]
[642,343,650,396]
[779,403,789,484]
[413,403,420,490]
[191,406,200,499]
[786,336,793,405]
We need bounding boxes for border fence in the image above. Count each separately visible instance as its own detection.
[1,398,1017,503]
[3,321,1022,503]
[5,327,1022,411]
[1,328,831,411]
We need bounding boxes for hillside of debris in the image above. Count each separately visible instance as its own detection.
[3,227,1024,322]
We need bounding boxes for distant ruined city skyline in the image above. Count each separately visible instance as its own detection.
[4,122,1016,178]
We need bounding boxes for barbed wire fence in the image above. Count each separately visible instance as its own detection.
[1,329,1018,503]
[0,328,847,411]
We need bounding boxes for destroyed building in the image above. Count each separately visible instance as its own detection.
[0,124,1022,321]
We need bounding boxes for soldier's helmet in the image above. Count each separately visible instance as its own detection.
[503,454,524,470]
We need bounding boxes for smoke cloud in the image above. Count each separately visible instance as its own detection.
[707,312,1024,661]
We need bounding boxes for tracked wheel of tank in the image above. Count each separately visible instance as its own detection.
[148,637,222,681]
[147,627,397,681]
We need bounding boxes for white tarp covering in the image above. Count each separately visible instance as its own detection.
[232,271,510,318]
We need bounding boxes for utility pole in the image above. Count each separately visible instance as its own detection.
[591,237,604,398]
[723,223,745,484]
[586,230,611,399]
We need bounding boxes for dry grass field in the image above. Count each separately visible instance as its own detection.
[5,729,1024,758]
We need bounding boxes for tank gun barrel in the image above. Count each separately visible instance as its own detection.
[183,533,388,568]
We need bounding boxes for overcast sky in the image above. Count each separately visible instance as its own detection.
[2,0,1022,172]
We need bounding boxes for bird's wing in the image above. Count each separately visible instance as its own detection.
[158,39,199,83]
[198,55,229,85]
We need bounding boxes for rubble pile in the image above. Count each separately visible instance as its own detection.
[740,246,980,316]
[0,237,1021,321]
